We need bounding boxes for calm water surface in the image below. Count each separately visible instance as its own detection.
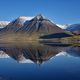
[0,43,80,80]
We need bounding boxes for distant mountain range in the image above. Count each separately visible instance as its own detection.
[57,24,80,35]
[56,24,69,29]
[66,24,80,34]
[0,21,10,28]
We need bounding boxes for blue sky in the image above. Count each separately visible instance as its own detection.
[0,0,80,24]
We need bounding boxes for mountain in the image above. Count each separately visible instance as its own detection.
[0,16,31,32]
[56,24,69,29]
[0,15,65,34]
[0,21,9,28]
[16,14,65,36]
[0,14,72,41]
[66,24,80,34]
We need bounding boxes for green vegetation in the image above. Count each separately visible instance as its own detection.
[60,35,80,44]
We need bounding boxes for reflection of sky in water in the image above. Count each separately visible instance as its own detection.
[0,44,80,80]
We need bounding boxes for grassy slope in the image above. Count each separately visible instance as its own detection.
[61,35,80,44]
[0,32,80,45]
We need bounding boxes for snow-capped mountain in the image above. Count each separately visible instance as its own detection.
[66,24,80,34]
[0,14,72,39]
[56,24,69,29]
[0,21,10,28]
[0,16,33,32]
[0,14,66,36]
[17,14,65,35]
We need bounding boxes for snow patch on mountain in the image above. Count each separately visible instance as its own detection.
[56,24,69,29]
[18,16,33,21]
[0,21,10,28]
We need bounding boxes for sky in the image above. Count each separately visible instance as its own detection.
[0,0,80,24]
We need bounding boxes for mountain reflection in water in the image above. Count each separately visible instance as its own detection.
[0,43,80,80]
[0,43,80,64]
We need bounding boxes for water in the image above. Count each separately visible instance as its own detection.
[0,43,80,80]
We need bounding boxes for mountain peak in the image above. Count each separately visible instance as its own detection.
[36,14,43,19]
[0,21,10,28]
[18,16,28,21]
[0,15,65,35]
[7,16,33,27]
[34,14,45,20]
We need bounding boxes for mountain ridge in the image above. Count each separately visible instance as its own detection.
[0,14,65,35]
[66,24,80,34]
[0,14,73,41]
